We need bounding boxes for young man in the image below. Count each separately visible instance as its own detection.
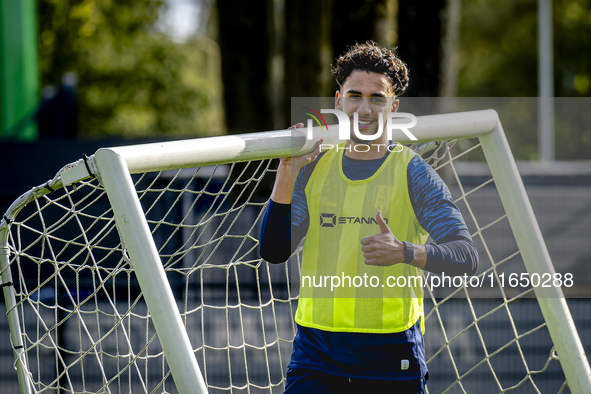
[260,42,478,393]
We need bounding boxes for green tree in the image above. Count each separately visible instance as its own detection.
[38,0,224,138]
[458,0,591,160]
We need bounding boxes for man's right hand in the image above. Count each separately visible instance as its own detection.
[270,123,323,204]
[281,123,323,170]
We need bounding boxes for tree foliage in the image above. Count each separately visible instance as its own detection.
[38,0,224,138]
[458,0,591,160]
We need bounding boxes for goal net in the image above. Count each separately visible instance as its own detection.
[1,109,589,394]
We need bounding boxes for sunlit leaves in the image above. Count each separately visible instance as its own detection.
[38,0,224,139]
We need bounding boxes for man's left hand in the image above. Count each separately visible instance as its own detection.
[360,211,405,266]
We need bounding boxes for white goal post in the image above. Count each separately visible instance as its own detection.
[1,109,590,393]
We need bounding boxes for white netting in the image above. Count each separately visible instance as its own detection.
[0,138,574,393]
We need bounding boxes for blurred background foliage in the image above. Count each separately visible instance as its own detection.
[34,0,591,159]
[38,0,224,139]
[458,0,591,160]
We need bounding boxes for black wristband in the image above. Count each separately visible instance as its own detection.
[402,242,415,264]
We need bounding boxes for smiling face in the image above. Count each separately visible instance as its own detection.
[335,70,399,145]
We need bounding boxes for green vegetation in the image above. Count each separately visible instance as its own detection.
[38,0,224,139]
[458,0,591,159]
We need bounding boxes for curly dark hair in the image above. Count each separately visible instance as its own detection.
[331,41,409,96]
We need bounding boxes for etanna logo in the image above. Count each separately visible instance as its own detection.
[320,213,336,228]
[319,213,388,227]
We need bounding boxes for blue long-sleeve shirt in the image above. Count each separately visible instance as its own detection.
[258,147,479,380]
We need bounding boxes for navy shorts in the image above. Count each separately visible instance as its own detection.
[284,367,427,393]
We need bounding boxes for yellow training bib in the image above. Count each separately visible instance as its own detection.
[295,144,429,334]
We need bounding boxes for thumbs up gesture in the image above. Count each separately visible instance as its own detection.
[360,211,405,266]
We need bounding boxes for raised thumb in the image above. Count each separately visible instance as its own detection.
[376,210,390,233]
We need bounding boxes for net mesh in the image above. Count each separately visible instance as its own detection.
[1,138,572,393]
